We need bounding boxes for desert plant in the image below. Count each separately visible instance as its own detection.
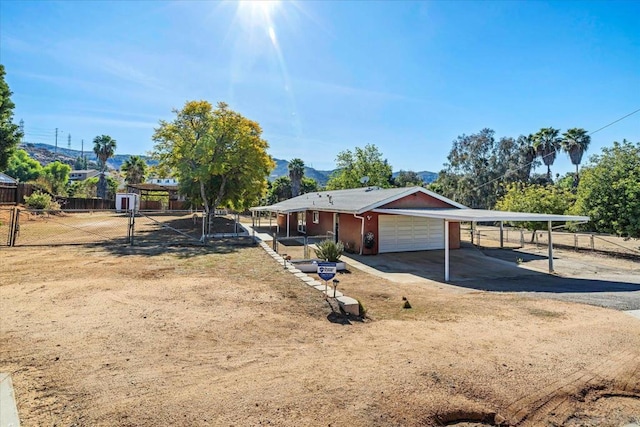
[314,239,344,262]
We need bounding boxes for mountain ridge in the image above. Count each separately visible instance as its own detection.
[18,142,437,186]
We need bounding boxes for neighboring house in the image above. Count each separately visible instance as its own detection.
[252,186,466,255]
[69,169,100,181]
[147,177,179,186]
[0,172,18,186]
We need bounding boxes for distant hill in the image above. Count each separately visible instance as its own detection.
[19,142,157,170]
[18,142,438,185]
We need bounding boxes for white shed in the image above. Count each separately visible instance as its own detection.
[115,193,140,213]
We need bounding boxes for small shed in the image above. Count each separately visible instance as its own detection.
[115,193,140,213]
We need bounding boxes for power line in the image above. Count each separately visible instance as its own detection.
[471,107,640,191]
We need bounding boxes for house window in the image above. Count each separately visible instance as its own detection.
[313,211,319,224]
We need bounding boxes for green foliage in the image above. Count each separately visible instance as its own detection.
[326,144,393,190]
[394,170,423,187]
[267,175,319,203]
[93,135,117,199]
[533,127,561,180]
[42,161,71,195]
[73,156,88,170]
[121,155,147,184]
[153,101,274,214]
[495,183,576,231]
[5,149,42,182]
[561,127,591,180]
[435,129,536,209]
[314,239,344,262]
[68,175,118,199]
[571,140,640,237]
[288,158,305,197]
[24,191,56,210]
[0,65,23,171]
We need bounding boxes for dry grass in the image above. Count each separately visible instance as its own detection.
[1,243,639,426]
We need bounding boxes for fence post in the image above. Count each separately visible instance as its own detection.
[10,207,20,247]
[272,231,277,252]
[129,209,135,246]
[574,234,578,250]
[519,229,524,248]
[590,235,594,251]
[304,236,308,259]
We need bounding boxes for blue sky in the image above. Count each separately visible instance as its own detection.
[1,0,638,176]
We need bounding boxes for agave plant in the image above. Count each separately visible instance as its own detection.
[314,239,344,262]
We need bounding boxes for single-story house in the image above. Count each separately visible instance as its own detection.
[251,186,588,280]
[69,169,100,181]
[0,172,18,186]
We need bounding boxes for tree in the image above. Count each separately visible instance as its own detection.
[0,65,24,171]
[301,176,319,194]
[394,170,423,187]
[572,140,640,237]
[41,161,71,195]
[496,183,575,238]
[268,176,292,202]
[561,127,590,186]
[533,127,561,181]
[434,129,533,209]
[326,144,393,190]
[153,100,274,233]
[121,155,147,185]
[93,135,117,199]
[288,158,305,197]
[5,149,42,182]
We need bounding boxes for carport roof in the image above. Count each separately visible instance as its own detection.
[373,208,589,223]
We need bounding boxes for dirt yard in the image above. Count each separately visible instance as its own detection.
[1,241,640,426]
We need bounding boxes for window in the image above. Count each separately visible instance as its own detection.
[313,211,319,224]
[297,212,306,234]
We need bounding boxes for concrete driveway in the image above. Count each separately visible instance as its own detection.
[343,244,640,311]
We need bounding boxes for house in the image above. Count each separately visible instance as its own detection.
[251,186,589,280]
[0,172,18,186]
[252,186,466,255]
[69,169,100,181]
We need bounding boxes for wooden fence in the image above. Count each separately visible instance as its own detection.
[0,184,36,205]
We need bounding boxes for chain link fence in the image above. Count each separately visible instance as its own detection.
[461,224,640,259]
[273,234,335,259]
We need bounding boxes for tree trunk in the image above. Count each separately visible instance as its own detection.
[97,173,107,199]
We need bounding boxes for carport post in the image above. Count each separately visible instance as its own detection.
[286,213,290,238]
[444,220,450,281]
[499,221,504,248]
[548,220,554,273]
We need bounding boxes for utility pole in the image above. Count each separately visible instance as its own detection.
[55,128,59,154]
[81,139,84,168]
[67,133,71,150]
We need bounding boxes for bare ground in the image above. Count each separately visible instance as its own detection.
[1,242,640,426]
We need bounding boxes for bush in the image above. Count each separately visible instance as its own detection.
[314,239,344,262]
[24,191,52,209]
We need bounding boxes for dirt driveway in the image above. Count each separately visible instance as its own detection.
[1,242,640,426]
[343,244,640,311]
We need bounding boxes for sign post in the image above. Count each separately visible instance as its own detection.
[317,262,337,298]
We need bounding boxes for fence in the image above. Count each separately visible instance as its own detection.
[0,183,37,205]
[0,207,253,248]
[461,224,640,259]
[273,233,335,259]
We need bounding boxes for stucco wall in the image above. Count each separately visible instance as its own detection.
[448,221,461,250]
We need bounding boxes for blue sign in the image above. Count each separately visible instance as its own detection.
[317,262,337,281]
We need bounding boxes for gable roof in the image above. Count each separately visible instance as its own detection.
[251,186,467,214]
[0,172,18,185]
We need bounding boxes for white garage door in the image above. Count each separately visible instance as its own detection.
[378,215,444,253]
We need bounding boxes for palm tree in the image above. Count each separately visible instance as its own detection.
[516,134,537,182]
[561,127,591,186]
[288,158,305,198]
[121,155,147,185]
[93,135,117,199]
[533,127,561,181]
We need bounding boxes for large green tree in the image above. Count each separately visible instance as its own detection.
[41,161,71,195]
[121,155,148,185]
[435,129,534,209]
[394,170,423,187]
[0,65,24,171]
[561,127,591,185]
[533,127,561,181]
[572,140,640,237]
[5,149,42,182]
[153,100,274,223]
[288,158,305,197]
[326,143,393,190]
[496,183,576,237]
[93,135,117,199]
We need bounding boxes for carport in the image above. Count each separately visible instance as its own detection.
[373,208,589,281]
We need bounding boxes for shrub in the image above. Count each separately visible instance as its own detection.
[24,191,52,210]
[314,239,344,262]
